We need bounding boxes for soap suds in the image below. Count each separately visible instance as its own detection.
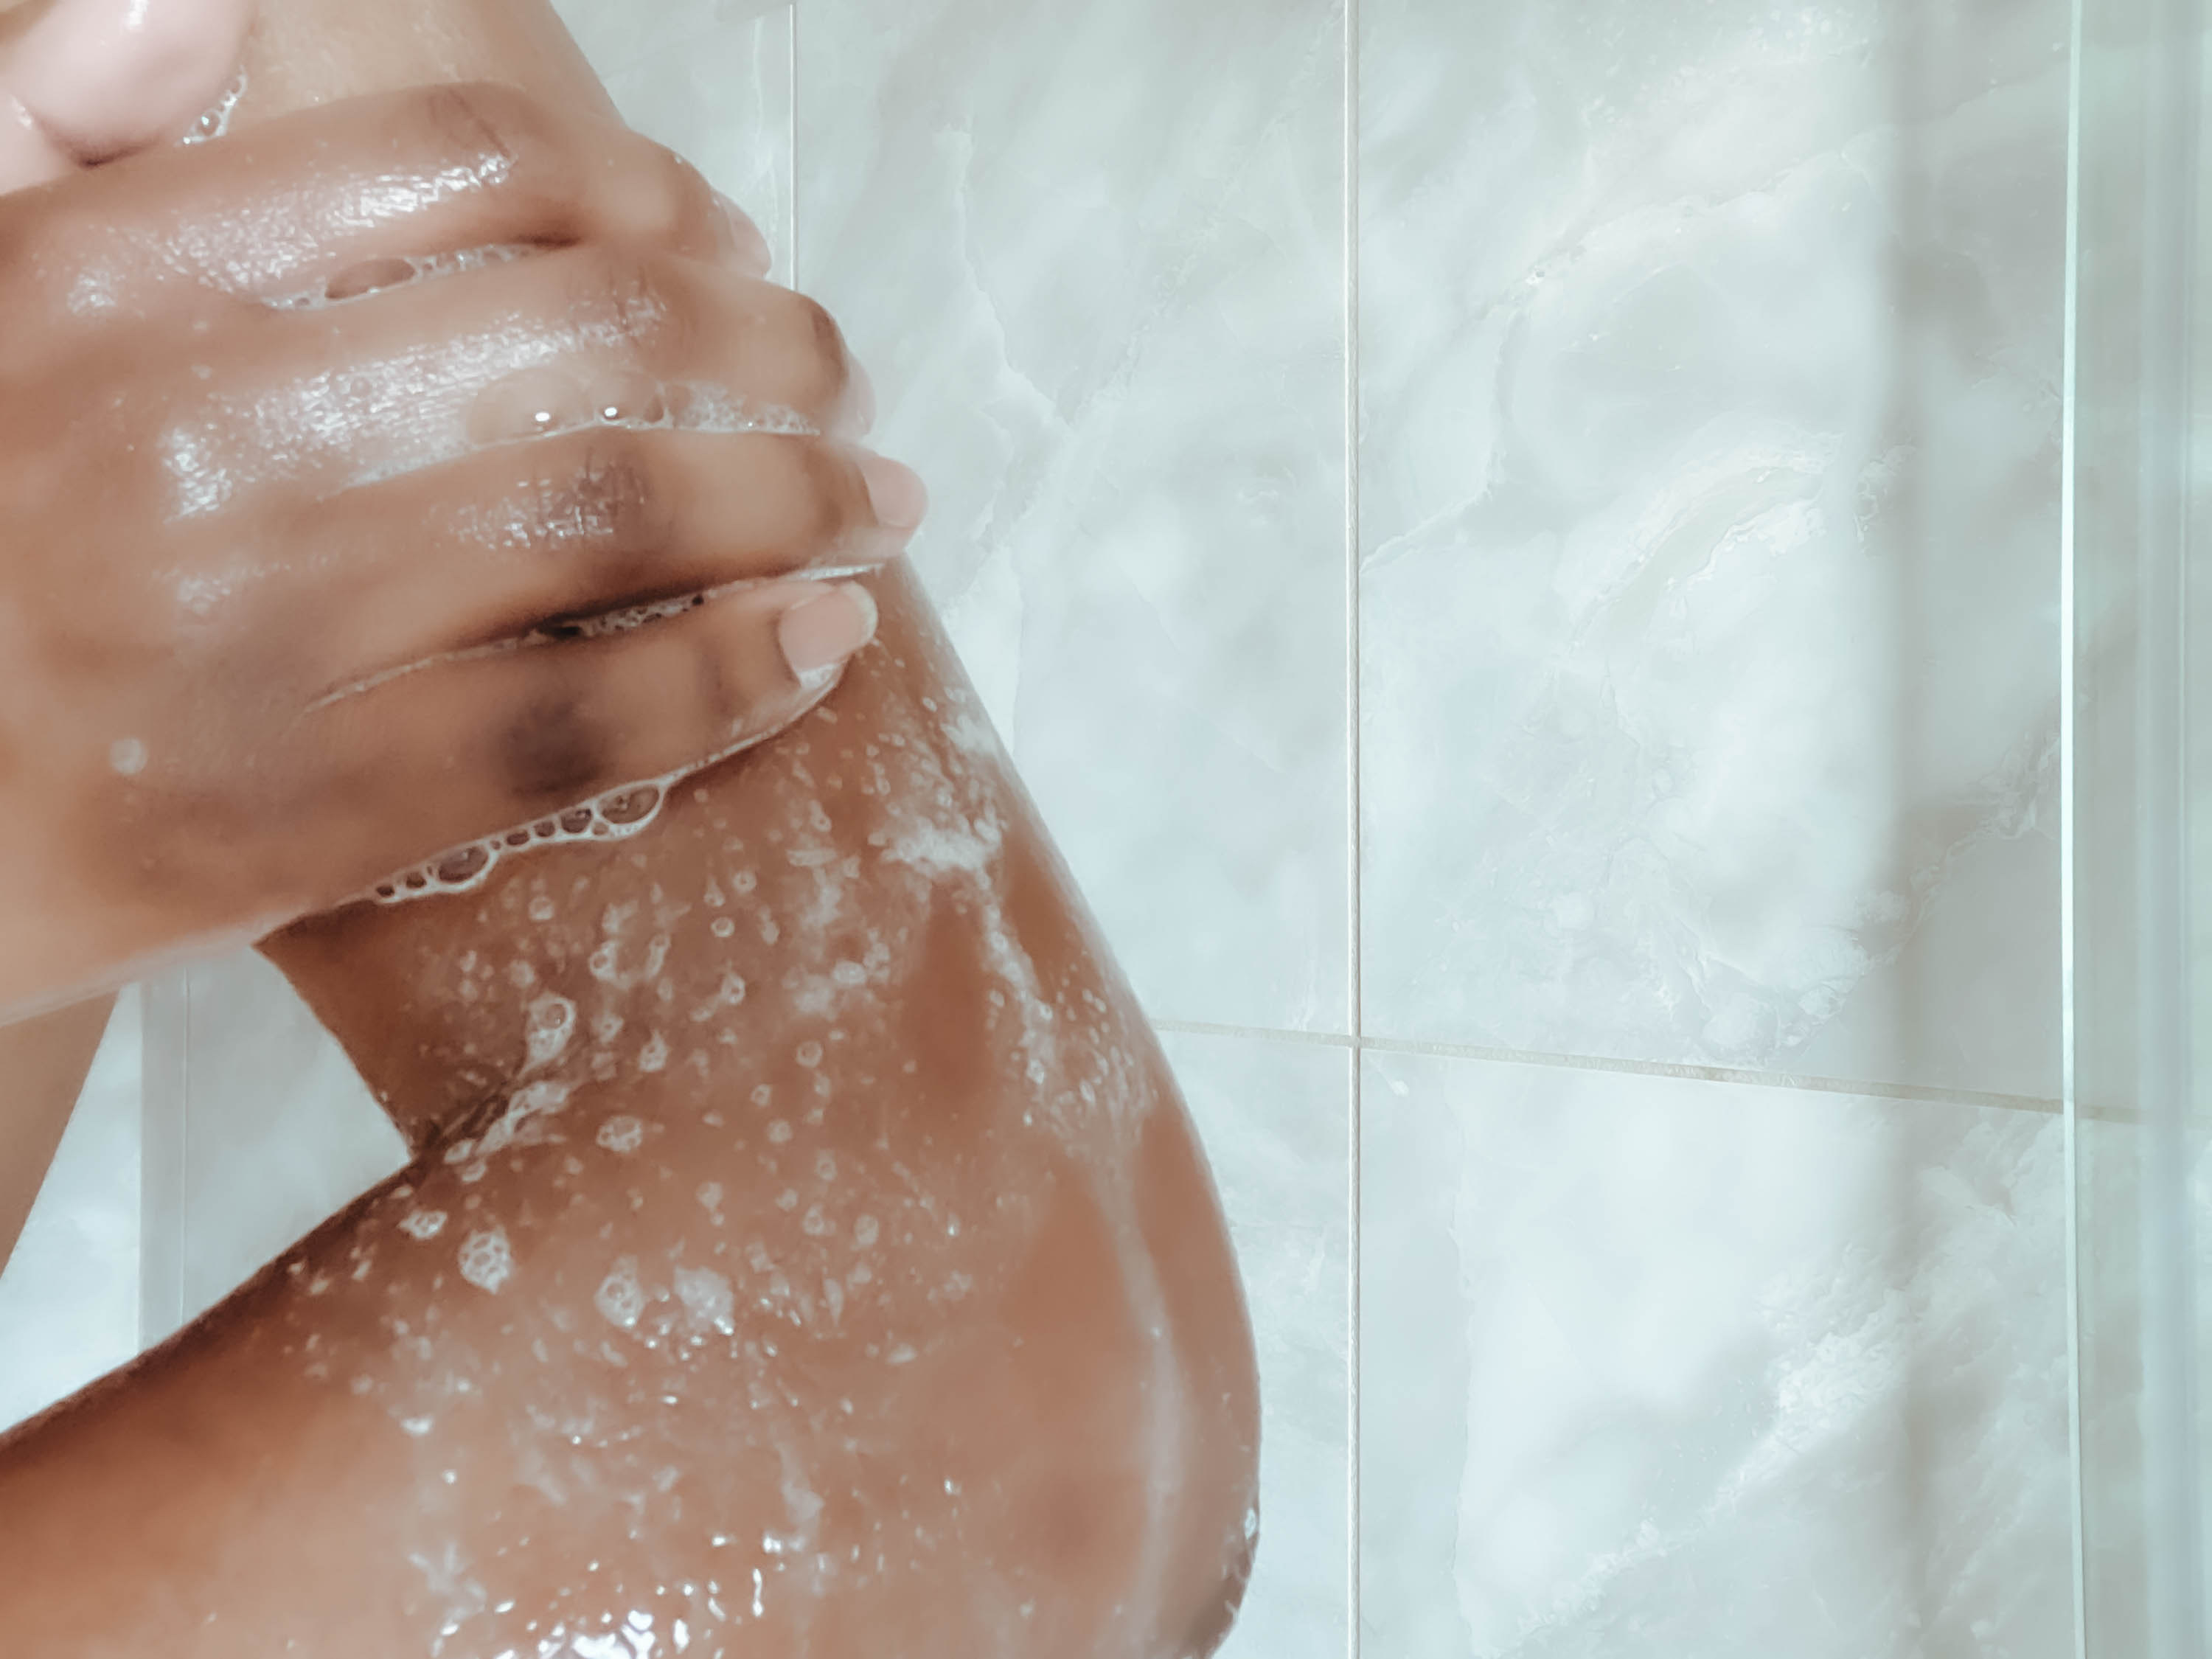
[457,1228,514,1294]
[596,1259,646,1330]
[597,1116,646,1155]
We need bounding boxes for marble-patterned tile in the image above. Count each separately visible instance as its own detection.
[552,0,795,275]
[1161,1030,1351,1659]
[0,992,143,1432]
[1358,0,2070,1098]
[798,0,1352,1032]
[166,955,407,1326]
[1359,1050,2073,1658]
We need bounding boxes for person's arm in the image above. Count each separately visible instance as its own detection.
[0,3,1260,1656]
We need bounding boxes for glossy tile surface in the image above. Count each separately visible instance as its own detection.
[0,993,142,1433]
[167,955,405,1326]
[1163,1030,1352,1658]
[797,0,1352,1032]
[552,0,796,276]
[1360,1049,2073,1657]
[0,1,2090,1649]
[1358,0,2070,1097]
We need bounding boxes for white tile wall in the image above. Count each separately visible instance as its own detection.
[0,0,2085,1649]
[0,992,142,1430]
[1359,0,2070,1102]
[796,0,1352,1034]
[1360,1052,2073,1657]
[1165,1031,1352,1658]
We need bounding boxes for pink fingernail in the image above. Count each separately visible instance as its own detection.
[779,583,880,681]
[858,453,928,532]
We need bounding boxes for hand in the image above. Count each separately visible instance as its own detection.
[0,83,925,1018]
[0,0,254,186]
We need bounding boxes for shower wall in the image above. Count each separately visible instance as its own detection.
[0,0,2083,1651]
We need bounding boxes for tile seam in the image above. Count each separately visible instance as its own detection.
[1342,0,1363,1647]
[1151,1018,2060,1113]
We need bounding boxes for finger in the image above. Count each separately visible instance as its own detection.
[310,579,880,897]
[251,246,868,482]
[11,0,251,164]
[0,92,71,192]
[7,81,765,310]
[316,428,925,669]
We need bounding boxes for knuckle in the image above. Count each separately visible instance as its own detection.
[571,247,682,362]
[416,82,543,176]
[492,672,616,804]
[630,145,723,251]
[414,83,588,233]
[787,440,859,548]
[689,630,751,731]
[551,434,672,557]
[784,291,853,411]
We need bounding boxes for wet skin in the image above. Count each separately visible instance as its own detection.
[0,81,917,1021]
[0,0,254,187]
[0,3,1262,1655]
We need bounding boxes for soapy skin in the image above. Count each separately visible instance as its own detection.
[0,0,1262,1652]
[0,0,255,186]
[0,87,923,1021]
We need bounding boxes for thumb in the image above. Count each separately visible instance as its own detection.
[1,0,251,187]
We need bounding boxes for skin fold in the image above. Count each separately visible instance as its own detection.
[0,0,255,186]
[0,1,1262,1655]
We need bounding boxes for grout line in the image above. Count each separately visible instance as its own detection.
[1340,0,1363,1649]
[2057,0,2087,1649]
[1150,1018,2062,1115]
[1152,1020,1360,1048]
[138,973,189,1349]
[1343,15,1363,1055]
[787,0,799,286]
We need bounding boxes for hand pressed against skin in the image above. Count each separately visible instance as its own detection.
[0,1,1260,1654]
[0,0,252,187]
[0,88,925,1020]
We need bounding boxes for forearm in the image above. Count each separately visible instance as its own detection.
[0,1,1259,1653]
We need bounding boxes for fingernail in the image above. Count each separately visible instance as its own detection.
[779,582,880,681]
[714,191,773,276]
[858,452,928,532]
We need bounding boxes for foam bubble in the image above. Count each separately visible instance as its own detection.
[266,243,528,311]
[596,1116,644,1155]
[179,72,247,147]
[364,781,673,908]
[674,1265,736,1335]
[456,1228,513,1293]
[596,1258,645,1330]
[524,993,577,1069]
